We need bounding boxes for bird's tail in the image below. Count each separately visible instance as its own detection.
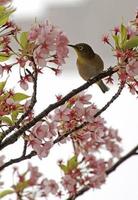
[97,80,109,93]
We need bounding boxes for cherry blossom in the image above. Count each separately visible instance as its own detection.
[42,179,59,195]
[28,163,42,185]
[29,135,52,159]
[32,121,48,139]
[54,104,70,122]
[126,59,138,77]
[102,34,110,44]
[0,0,11,5]
[28,21,69,68]
[62,175,76,193]
[19,78,29,90]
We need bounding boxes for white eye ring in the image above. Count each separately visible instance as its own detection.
[79,46,83,51]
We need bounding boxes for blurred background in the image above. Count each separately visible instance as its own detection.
[2,0,138,199]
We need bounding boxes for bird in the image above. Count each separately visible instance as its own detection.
[68,43,109,93]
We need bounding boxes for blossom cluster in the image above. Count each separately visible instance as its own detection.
[0,162,60,199]
[28,20,69,69]
[0,79,32,127]
[0,89,122,198]
[102,12,138,95]
[0,13,69,90]
[25,91,122,197]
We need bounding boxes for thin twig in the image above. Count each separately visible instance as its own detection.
[54,81,124,144]
[22,139,28,157]
[0,151,36,171]
[0,67,118,150]
[0,80,124,171]
[66,145,138,200]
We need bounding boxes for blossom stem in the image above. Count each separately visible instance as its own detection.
[0,151,36,171]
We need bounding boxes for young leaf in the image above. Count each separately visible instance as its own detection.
[0,6,15,26]
[15,180,30,192]
[11,111,19,122]
[67,155,78,171]
[112,35,120,48]
[20,32,29,49]
[0,116,13,126]
[125,36,138,49]
[0,53,10,62]
[0,79,7,91]
[59,164,68,174]
[12,93,30,101]
[120,23,127,48]
[0,189,14,198]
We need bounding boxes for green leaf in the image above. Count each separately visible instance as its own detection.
[0,189,14,198]
[12,93,30,101]
[67,155,78,171]
[20,32,29,49]
[112,35,119,48]
[120,23,127,48]
[0,53,10,62]
[15,180,29,192]
[59,164,68,174]
[59,156,78,174]
[0,116,13,126]
[11,111,19,122]
[0,6,15,26]
[125,36,138,49]
[0,79,7,91]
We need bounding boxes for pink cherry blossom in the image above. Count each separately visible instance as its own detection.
[46,121,57,137]
[84,105,97,123]
[6,97,14,105]
[62,175,76,193]
[19,78,29,90]
[29,135,41,151]
[113,26,120,35]
[88,173,106,189]
[28,163,42,185]
[43,179,59,195]
[16,57,27,68]
[56,32,69,65]
[28,24,40,41]
[29,134,52,159]
[54,105,70,121]
[75,92,92,108]
[28,21,69,68]
[0,0,11,5]
[33,45,48,67]
[126,59,138,77]
[37,141,52,159]
[102,34,110,44]
[32,121,48,139]
[106,141,122,158]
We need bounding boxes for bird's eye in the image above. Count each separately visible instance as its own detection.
[79,46,84,51]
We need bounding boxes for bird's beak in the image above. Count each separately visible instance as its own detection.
[68,44,76,48]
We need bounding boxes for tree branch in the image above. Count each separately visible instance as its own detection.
[0,151,36,171]
[66,145,138,200]
[0,80,124,171]
[0,67,118,150]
